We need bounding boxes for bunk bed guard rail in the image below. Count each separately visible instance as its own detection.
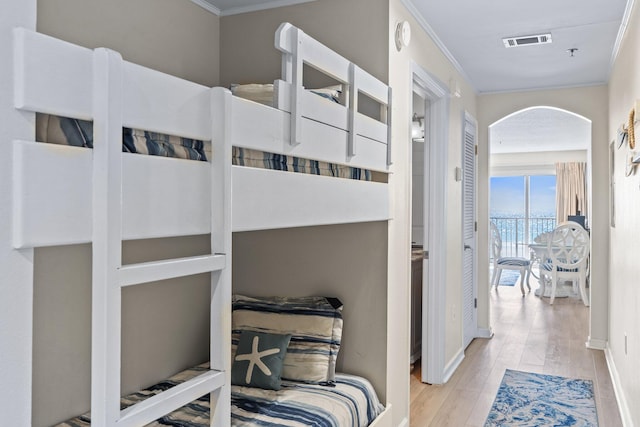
[274,22,392,167]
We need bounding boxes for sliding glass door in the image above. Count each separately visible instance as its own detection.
[490,175,556,257]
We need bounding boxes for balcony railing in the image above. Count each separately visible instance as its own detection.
[490,216,556,258]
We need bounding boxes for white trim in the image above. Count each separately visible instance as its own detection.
[586,337,607,350]
[200,0,315,17]
[412,61,449,385]
[443,349,464,383]
[604,347,633,426]
[188,0,221,15]
[609,0,636,76]
[490,164,556,177]
[397,417,409,427]
[476,327,494,339]
[478,80,607,96]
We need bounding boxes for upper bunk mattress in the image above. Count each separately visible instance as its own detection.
[36,113,210,161]
[56,363,384,427]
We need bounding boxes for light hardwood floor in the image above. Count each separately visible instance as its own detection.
[410,278,623,426]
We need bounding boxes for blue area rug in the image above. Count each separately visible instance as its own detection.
[497,269,521,286]
[485,369,598,426]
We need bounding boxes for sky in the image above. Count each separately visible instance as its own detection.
[490,175,556,217]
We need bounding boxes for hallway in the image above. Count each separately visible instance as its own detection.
[410,278,623,426]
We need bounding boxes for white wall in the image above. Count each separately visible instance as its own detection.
[607,0,640,424]
[477,86,609,348]
[389,1,478,424]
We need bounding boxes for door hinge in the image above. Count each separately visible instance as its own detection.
[474,221,477,232]
[423,250,429,260]
[474,298,477,309]
[475,145,478,155]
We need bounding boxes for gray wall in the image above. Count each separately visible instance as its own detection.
[33,1,220,425]
[219,0,388,87]
[37,0,220,87]
[232,222,388,401]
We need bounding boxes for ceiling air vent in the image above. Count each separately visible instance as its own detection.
[502,33,552,48]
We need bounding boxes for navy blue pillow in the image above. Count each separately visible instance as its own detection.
[231,330,291,390]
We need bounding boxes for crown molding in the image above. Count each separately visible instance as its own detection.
[609,0,636,75]
[400,0,477,95]
[189,0,221,15]
[189,0,315,16]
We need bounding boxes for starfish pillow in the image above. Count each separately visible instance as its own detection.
[231,330,291,390]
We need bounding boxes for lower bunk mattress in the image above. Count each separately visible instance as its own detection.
[57,364,384,427]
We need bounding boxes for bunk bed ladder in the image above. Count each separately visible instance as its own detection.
[91,49,230,427]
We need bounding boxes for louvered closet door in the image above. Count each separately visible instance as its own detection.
[462,115,477,349]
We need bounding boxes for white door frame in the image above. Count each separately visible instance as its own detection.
[461,111,478,348]
[411,62,449,385]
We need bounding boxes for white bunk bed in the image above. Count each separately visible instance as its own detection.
[2,10,392,427]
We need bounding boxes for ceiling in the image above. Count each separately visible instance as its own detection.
[406,0,630,94]
[198,0,631,153]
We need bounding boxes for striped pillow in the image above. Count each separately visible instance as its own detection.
[232,294,343,384]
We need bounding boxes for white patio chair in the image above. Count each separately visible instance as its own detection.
[490,221,531,296]
[539,221,590,306]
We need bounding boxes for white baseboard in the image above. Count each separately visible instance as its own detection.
[586,336,606,350]
[476,327,494,339]
[604,346,633,426]
[443,348,465,383]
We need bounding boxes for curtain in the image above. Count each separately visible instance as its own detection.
[555,162,587,224]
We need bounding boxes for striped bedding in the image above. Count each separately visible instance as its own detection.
[36,114,372,181]
[36,113,210,161]
[233,147,371,181]
[57,363,384,427]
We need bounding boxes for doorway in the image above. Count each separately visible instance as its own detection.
[410,63,449,385]
[487,106,592,329]
[462,113,478,349]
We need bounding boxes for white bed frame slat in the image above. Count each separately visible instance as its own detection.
[118,370,225,427]
[122,62,212,141]
[14,28,93,120]
[12,140,93,248]
[119,254,225,287]
[121,154,212,240]
[232,166,389,232]
[13,141,389,246]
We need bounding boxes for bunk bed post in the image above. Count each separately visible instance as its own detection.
[0,1,37,424]
[275,22,303,147]
[91,47,125,426]
[290,27,303,146]
[348,63,358,158]
[209,87,232,426]
[387,86,393,166]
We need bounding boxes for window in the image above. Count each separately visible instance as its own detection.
[490,175,556,257]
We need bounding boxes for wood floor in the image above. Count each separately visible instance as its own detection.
[410,278,623,426]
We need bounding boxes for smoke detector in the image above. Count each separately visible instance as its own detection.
[502,33,552,48]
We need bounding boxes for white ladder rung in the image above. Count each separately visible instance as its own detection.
[119,254,226,287]
[117,369,225,427]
